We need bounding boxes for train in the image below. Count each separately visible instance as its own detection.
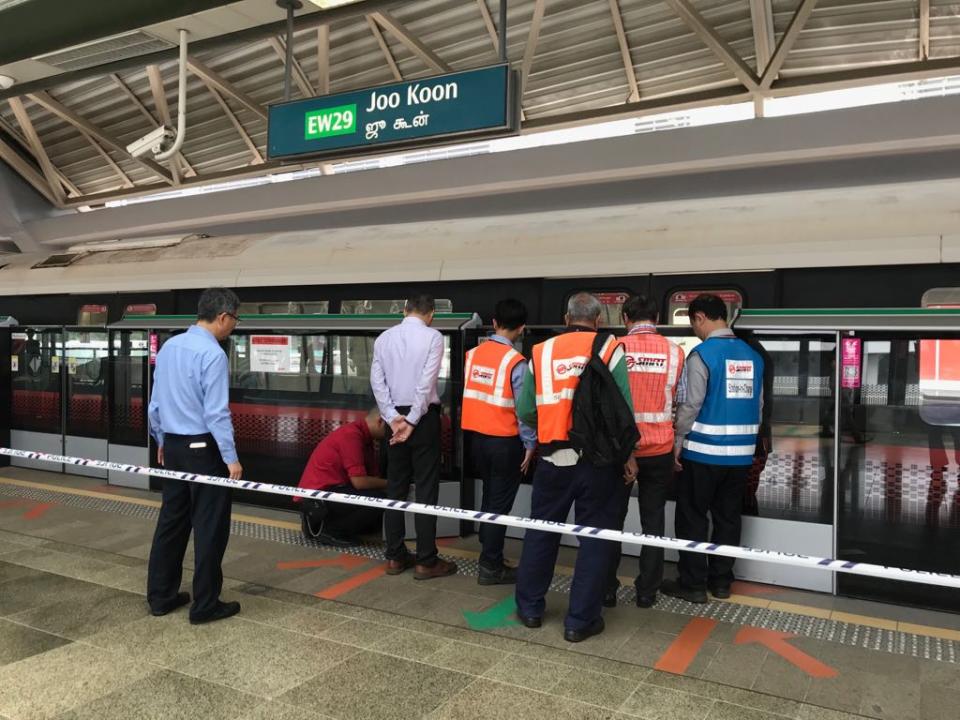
[1,231,959,612]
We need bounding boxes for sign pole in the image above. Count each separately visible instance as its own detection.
[277,0,303,102]
[499,0,508,64]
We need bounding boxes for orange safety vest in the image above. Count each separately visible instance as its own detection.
[461,339,524,437]
[532,331,618,444]
[622,328,684,457]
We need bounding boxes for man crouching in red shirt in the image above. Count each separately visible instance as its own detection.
[297,408,388,546]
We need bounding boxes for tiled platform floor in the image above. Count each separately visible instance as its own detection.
[1,466,959,720]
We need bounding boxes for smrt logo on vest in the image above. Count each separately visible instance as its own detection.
[726,360,754,379]
[552,356,588,378]
[470,365,496,386]
[625,352,667,374]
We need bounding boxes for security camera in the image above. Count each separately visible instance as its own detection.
[126,125,175,158]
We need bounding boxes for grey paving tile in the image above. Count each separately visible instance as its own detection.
[54,669,261,720]
[0,641,155,720]
[177,623,359,698]
[0,560,43,584]
[0,619,71,666]
[82,611,253,667]
[318,618,400,648]
[279,649,474,720]
[0,546,121,585]
[700,643,768,689]
[236,701,336,720]
[218,591,302,625]
[10,585,147,639]
[858,670,921,720]
[801,669,867,715]
[612,629,679,668]
[0,529,50,547]
[714,686,803,719]
[551,666,641,710]
[707,701,794,720]
[0,568,104,617]
[796,706,872,720]
[918,659,960,693]
[483,653,570,692]
[620,682,714,720]
[429,678,609,720]
[424,640,506,676]
[514,642,651,681]
[813,642,921,683]
[371,627,451,661]
[38,540,145,568]
[269,606,350,636]
[916,683,960,720]
[751,653,812,703]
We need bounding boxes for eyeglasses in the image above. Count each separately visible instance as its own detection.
[224,312,240,325]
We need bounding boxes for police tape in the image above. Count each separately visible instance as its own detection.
[3,446,960,590]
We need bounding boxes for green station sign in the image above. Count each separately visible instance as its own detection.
[268,64,519,160]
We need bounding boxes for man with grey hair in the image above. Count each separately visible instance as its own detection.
[147,287,243,624]
[514,292,637,642]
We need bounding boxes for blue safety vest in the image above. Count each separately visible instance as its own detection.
[681,336,763,467]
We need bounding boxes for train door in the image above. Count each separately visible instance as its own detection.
[10,327,64,472]
[107,328,150,487]
[63,319,110,478]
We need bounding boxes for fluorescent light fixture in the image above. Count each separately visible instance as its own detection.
[305,0,365,8]
[66,235,185,253]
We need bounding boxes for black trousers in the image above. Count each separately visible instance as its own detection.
[300,485,385,539]
[515,458,622,632]
[384,405,441,564]
[471,433,524,568]
[675,459,749,591]
[607,451,673,597]
[147,434,232,620]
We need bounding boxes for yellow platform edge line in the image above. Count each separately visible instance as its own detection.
[4,476,960,642]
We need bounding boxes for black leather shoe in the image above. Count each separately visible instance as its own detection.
[150,592,190,617]
[190,601,241,625]
[516,612,542,628]
[478,564,517,586]
[316,532,357,548]
[661,579,708,604]
[564,617,605,643]
[635,593,657,609]
[708,585,731,599]
[602,585,619,608]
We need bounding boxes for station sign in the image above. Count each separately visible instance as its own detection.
[267,64,519,160]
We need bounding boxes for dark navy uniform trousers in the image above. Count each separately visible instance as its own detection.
[515,456,623,631]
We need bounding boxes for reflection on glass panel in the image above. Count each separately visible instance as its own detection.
[11,329,62,433]
[236,301,330,315]
[77,304,108,326]
[838,333,960,609]
[667,290,743,325]
[342,299,453,314]
[111,330,148,446]
[65,330,109,438]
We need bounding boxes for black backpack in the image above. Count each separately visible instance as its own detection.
[568,333,640,468]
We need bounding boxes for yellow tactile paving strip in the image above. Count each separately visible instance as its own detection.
[2,474,959,642]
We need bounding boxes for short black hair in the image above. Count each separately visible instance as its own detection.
[405,293,435,315]
[197,287,240,322]
[493,298,528,330]
[622,294,658,323]
[688,293,727,322]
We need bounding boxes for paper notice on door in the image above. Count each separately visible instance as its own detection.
[11,356,17,372]
[250,335,293,373]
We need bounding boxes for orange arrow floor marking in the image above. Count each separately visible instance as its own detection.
[655,617,718,674]
[276,554,369,571]
[735,626,838,678]
[315,564,388,600]
[21,502,55,520]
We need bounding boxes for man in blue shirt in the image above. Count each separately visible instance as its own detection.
[147,287,243,624]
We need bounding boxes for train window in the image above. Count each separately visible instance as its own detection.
[77,304,108,326]
[123,304,156,317]
[918,289,960,419]
[563,291,629,327]
[236,301,330,315]
[341,299,453,314]
[667,289,743,325]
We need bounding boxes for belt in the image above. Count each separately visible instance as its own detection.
[164,432,215,442]
[395,404,441,414]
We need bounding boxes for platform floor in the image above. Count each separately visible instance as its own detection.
[1,467,959,720]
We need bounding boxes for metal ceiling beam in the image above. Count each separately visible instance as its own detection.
[920,0,931,61]
[79,128,136,189]
[7,97,66,205]
[366,14,403,81]
[186,57,268,122]
[0,113,81,197]
[609,0,640,103]
[200,82,264,165]
[476,0,501,57]
[110,72,196,177]
[0,0,404,103]
[317,24,331,95]
[664,0,760,92]
[27,90,174,185]
[269,36,315,98]
[749,0,775,72]
[769,55,960,96]
[369,10,451,74]
[521,0,546,94]
[758,0,818,91]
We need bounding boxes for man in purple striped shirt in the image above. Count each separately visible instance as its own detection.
[371,293,458,580]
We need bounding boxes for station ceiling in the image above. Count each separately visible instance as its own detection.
[1,0,959,215]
